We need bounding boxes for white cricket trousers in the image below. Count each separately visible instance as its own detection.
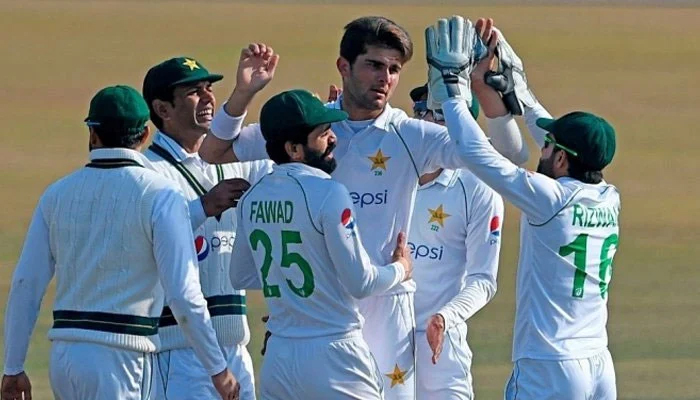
[49,340,156,400]
[260,330,384,400]
[359,291,416,400]
[155,344,256,400]
[416,321,473,399]
[504,348,617,400]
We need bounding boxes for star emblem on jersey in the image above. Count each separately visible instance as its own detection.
[368,149,391,175]
[385,364,407,388]
[428,204,451,231]
[182,58,200,71]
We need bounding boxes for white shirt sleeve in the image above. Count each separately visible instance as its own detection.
[209,105,246,141]
[151,188,227,376]
[319,184,405,299]
[233,124,269,162]
[523,102,553,148]
[441,99,572,225]
[3,195,55,375]
[437,178,503,330]
[486,115,530,166]
[188,198,207,231]
[230,206,263,290]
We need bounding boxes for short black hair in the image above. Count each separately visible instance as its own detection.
[93,125,148,149]
[265,127,313,164]
[340,16,413,66]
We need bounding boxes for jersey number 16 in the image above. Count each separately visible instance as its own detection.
[559,233,619,299]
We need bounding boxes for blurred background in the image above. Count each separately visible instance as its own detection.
[1,1,699,398]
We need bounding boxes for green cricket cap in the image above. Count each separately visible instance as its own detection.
[142,57,223,103]
[84,85,149,133]
[536,111,616,170]
[260,90,348,141]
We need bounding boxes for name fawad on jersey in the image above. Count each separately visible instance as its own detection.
[250,200,294,223]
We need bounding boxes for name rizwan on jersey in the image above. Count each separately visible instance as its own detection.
[571,204,619,228]
[250,201,294,224]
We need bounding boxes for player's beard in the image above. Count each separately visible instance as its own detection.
[536,155,555,178]
[304,142,337,174]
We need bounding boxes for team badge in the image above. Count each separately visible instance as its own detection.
[367,149,391,175]
[428,204,451,231]
[341,208,356,237]
[385,364,407,388]
[489,215,501,245]
[194,235,210,261]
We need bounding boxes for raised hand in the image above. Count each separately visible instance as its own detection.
[236,43,280,95]
[425,15,487,110]
[476,20,538,115]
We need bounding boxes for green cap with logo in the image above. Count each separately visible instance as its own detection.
[260,89,348,141]
[536,111,616,170]
[142,57,223,103]
[84,85,149,133]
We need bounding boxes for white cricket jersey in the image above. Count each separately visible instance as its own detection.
[231,97,490,296]
[410,169,503,331]
[3,149,226,376]
[229,163,405,339]
[442,100,621,361]
[145,132,273,350]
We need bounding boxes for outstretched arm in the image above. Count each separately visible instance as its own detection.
[200,43,279,164]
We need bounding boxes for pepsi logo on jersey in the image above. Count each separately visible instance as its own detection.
[194,234,235,261]
[341,208,356,237]
[489,216,501,245]
[349,190,388,208]
[407,242,444,260]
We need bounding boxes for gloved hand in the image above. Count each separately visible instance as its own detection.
[483,27,538,115]
[425,15,487,110]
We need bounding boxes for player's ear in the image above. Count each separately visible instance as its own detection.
[285,141,304,162]
[88,126,102,149]
[555,149,569,170]
[151,99,171,122]
[136,126,152,150]
[337,57,351,77]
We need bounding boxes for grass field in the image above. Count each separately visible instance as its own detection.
[1,1,699,399]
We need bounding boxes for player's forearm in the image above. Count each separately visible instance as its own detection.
[486,115,529,166]
[200,104,247,164]
[523,101,552,148]
[347,261,405,299]
[152,191,227,375]
[437,275,496,330]
[3,210,54,375]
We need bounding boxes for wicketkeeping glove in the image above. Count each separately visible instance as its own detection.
[484,27,538,115]
[425,16,487,110]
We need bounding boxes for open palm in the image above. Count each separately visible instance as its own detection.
[236,43,279,93]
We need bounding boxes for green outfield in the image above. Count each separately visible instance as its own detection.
[1,1,698,399]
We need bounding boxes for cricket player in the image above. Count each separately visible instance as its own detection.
[425,16,620,399]
[198,18,527,398]
[407,81,504,399]
[230,89,413,399]
[142,50,275,400]
[1,86,238,400]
